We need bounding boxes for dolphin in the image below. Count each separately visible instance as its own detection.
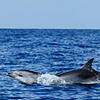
[6,70,41,84]
[6,58,100,85]
[55,58,100,84]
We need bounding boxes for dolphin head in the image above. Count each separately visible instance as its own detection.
[7,70,22,78]
[6,70,41,84]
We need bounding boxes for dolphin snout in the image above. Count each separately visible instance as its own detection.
[6,73,12,76]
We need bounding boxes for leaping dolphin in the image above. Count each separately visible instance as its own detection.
[6,58,100,85]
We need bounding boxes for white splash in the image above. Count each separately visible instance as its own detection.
[37,73,66,85]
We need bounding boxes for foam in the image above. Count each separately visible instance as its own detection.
[37,73,66,85]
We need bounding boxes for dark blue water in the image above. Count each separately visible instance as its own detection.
[1,29,100,100]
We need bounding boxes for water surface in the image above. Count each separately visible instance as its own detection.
[0,29,100,99]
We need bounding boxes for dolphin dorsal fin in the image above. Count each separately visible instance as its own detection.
[81,58,94,71]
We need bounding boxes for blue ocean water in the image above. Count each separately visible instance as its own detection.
[0,29,100,99]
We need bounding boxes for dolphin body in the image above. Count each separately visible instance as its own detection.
[56,58,100,84]
[6,58,100,84]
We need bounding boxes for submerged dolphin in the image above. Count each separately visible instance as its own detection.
[56,58,100,84]
[6,58,100,85]
[6,70,41,84]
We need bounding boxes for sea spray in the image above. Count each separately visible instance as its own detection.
[37,73,66,85]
